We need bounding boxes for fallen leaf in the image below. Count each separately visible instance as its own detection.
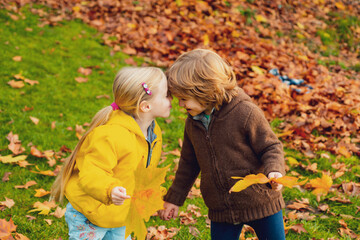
[290,223,307,234]
[75,77,88,83]
[0,198,15,209]
[0,155,27,164]
[29,116,39,125]
[2,172,11,182]
[34,189,51,197]
[15,180,37,189]
[77,67,92,76]
[12,56,22,61]
[50,206,66,218]
[309,174,333,196]
[28,200,57,215]
[0,218,17,239]
[6,132,25,155]
[7,80,25,88]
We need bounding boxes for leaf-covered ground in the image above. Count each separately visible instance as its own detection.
[0,1,360,240]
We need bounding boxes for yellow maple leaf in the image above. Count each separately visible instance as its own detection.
[30,166,56,176]
[229,173,269,193]
[309,174,333,196]
[28,200,57,215]
[125,163,169,240]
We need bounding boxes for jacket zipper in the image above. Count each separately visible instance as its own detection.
[194,117,231,210]
[146,140,157,168]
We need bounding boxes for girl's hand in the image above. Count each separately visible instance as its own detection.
[158,202,179,220]
[111,186,131,205]
[268,172,283,191]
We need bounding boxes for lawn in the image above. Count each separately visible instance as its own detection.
[0,4,359,240]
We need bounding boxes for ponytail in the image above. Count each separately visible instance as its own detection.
[51,106,113,203]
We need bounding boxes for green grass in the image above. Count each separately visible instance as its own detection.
[0,4,360,240]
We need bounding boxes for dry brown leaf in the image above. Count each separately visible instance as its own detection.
[0,198,15,209]
[7,80,25,88]
[15,180,37,189]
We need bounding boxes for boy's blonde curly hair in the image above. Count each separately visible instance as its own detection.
[166,49,239,110]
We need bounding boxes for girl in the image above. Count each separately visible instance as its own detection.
[51,67,172,240]
[159,49,286,240]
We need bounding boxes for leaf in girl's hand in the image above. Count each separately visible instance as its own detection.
[125,161,169,240]
[229,173,269,193]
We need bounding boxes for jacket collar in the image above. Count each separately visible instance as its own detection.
[106,110,149,138]
[213,88,252,118]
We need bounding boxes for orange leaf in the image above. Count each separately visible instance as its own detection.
[6,132,25,155]
[7,80,24,88]
[34,189,51,197]
[12,56,22,61]
[309,174,333,196]
[0,218,17,239]
[14,233,30,240]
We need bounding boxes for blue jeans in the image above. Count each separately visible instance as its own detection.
[65,203,132,240]
[211,210,285,240]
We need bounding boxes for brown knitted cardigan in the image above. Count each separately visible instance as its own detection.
[164,88,285,223]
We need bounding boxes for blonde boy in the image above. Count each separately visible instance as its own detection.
[159,49,286,240]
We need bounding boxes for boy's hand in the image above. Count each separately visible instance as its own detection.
[111,186,131,205]
[158,202,179,220]
[268,172,283,191]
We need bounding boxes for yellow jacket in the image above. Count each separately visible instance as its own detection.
[65,110,162,228]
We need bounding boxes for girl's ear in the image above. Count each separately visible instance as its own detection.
[139,100,151,113]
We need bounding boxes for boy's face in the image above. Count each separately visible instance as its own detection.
[177,96,211,116]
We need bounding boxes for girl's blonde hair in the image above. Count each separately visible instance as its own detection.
[51,67,166,203]
[166,49,239,110]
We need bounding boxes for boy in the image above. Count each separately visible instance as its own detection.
[159,49,286,240]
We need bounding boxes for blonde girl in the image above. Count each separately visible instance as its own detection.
[51,67,172,240]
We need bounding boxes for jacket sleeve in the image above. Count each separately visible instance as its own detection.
[76,127,126,205]
[163,124,200,206]
[245,105,285,176]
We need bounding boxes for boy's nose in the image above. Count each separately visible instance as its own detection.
[178,100,184,107]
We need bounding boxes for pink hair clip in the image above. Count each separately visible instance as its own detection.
[111,102,120,110]
[142,82,152,95]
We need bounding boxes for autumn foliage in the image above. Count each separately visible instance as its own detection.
[4,0,359,159]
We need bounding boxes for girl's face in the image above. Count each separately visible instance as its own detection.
[177,97,211,116]
[148,77,172,118]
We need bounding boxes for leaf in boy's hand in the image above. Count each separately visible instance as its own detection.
[229,173,269,193]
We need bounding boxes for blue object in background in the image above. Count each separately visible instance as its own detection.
[269,68,313,93]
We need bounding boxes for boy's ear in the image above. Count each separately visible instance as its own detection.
[139,100,151,113]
